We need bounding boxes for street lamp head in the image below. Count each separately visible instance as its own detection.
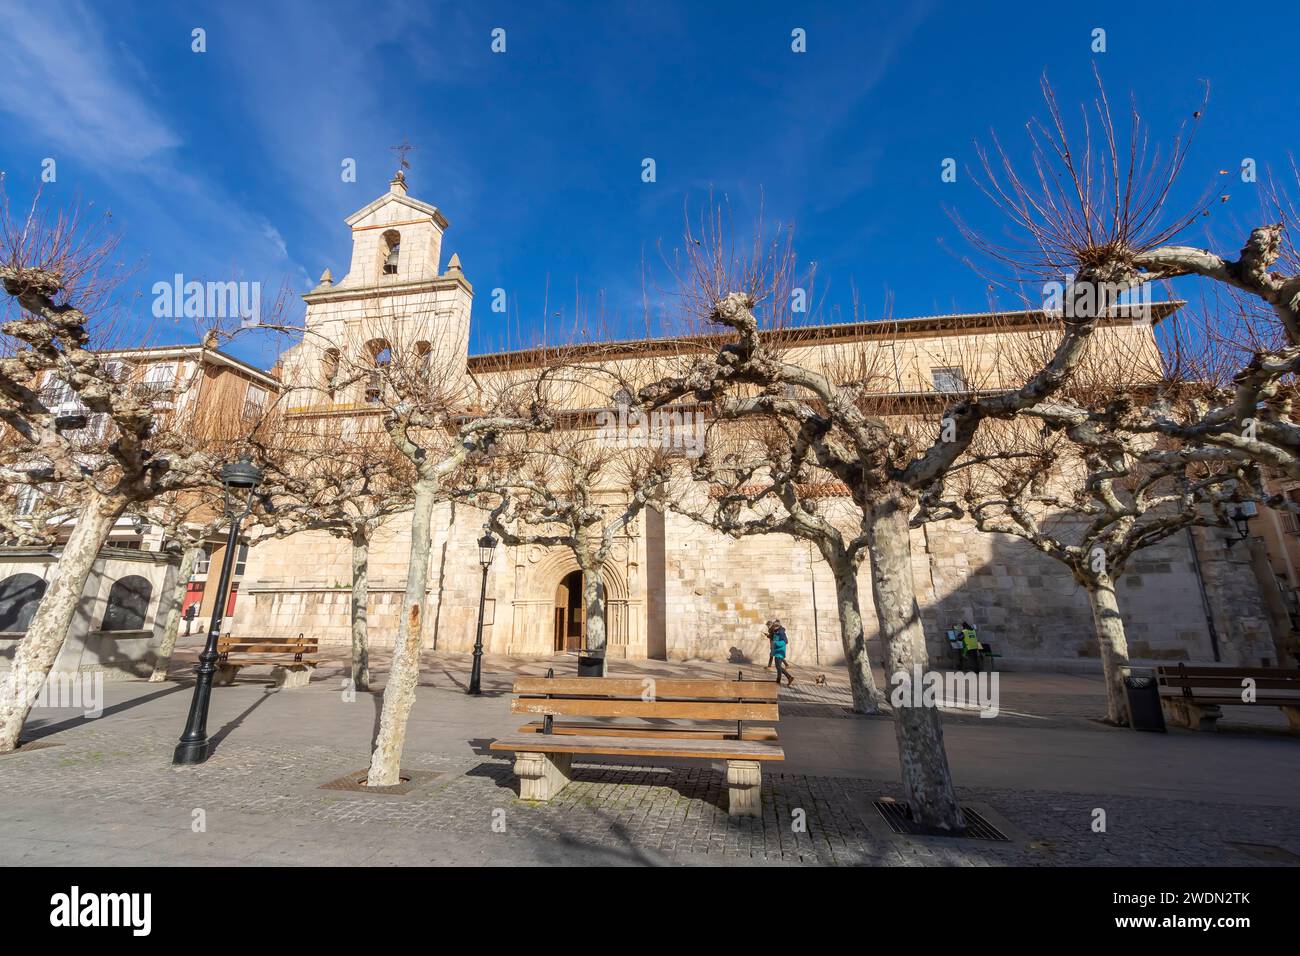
[220,456,264,517]
[478,525,498,569]
[221,456,263,491]
[1231,505,1251,541]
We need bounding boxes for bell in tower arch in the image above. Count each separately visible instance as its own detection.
[382,230,401,276]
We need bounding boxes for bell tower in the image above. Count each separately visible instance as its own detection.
[289,168,474,407]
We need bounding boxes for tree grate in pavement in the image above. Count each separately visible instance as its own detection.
[319,769,443,795]
[872,798,1010,841]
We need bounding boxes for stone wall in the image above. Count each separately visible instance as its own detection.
[0,548,179,680]
[236,495,1279,673]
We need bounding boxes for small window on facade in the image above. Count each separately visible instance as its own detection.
[243,384,268,421]
[931,366,967,394]
[415,342,433,380]
[100,575,153,632]
[381,230,401,275]
[235,543,249,577]
[194,548,211,575]
[15,485,40,516]
[1285,489,1300,534]
[141,363,176,398]
[366,340,391,403]
[40,374,76,409]
[322,348,340,395]
[0,573,47,632]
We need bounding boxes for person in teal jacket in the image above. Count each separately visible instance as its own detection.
[769,620,795,686]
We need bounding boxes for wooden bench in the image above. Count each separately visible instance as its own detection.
[1156,664,1300,732]
[214,634,320,689]
[490,677,784,817]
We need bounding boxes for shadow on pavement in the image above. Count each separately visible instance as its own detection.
[207,688,280,755]
[21,683,189,743]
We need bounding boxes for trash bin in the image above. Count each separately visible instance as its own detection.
[577,652,605,677]
[1123,671,1166,732]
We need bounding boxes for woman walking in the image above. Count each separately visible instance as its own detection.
[769,619,795,687]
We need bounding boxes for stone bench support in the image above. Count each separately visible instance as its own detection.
[726,759,763,818]
[212,661,317,688]
[514,751,572,802]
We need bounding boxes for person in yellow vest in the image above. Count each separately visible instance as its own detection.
[960,621,982,673]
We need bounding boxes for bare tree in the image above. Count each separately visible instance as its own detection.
[0,198,250,751]
[667,419,887,712]
[637,208,1116,830]
[959,73,1300,490]
[251,419,415,690]
[135,489,224,683]
[313,314,562,786]
[947,417,1251,723]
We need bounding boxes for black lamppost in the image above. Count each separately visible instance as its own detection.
[173,456,263,765]
[468,525,498,695]
[1226,505,1253,549]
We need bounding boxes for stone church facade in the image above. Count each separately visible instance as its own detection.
[231,175,1282,672]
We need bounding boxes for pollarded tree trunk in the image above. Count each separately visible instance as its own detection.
[149,544,201,683]
[367,477,437,785]
[581,561,607,655]
[864,492,965,831]
[0,490,127,752]
[351,528,371,692]
[825,549,884,714]
[1083,570,1132,726]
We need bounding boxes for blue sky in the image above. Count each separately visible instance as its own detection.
[0,0,1296,368]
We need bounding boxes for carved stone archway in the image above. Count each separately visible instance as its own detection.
[506,543,644,659]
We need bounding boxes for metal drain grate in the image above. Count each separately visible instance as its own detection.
[872,799,1010,841]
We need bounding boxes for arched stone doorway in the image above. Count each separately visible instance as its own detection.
[508,546,643,658]
[553,569,607,652]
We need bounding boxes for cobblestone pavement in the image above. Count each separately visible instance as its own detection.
[2,682,1298,867]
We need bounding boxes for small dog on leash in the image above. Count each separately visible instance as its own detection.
[815,674,827,686]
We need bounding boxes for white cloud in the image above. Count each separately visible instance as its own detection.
[0,0,179,167]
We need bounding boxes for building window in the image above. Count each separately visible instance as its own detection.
[415,341,433,381]
[1283,489,1300,534]
[235,543,248,577]
[243,384,268,421]
[15,485,40,516]
[0,573,47,632]
[100,575,153,632]
[39,374,77,410]
[931,366,967,394]
[321,348,341,397]
[139,363,176,400]
[365,339,391,403]
[381,230,401,276]
[193,548,211,575]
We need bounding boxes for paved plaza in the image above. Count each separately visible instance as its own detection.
[2,641,1298,867]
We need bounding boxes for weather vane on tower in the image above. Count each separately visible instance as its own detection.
[391,138,416,176]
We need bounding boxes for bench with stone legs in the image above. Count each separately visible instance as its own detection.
[1156,663,1300,732]
[214,634,319,689]
[490,676,784,817]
